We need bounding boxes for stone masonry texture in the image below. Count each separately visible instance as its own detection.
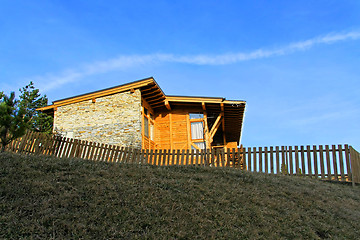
[54,90,142,148]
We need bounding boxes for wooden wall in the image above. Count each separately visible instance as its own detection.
[154,110,190,150]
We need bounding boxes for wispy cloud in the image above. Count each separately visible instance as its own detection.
[33,30,360,92]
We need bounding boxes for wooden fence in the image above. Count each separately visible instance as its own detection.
[5,131,360,185]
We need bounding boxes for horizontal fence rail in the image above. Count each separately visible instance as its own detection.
[5,131,360,185]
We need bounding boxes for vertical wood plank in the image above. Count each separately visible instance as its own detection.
[146,149,152,164]
[325,145,331,180]
[189,149,194,166]
[211,149,216,167]
[332,145,339,181]
[269,146,274,174]
[306,145,312,178]
[275,146,279,174]
[124,147,130,163]
[313,145,318,178]
[99,143,107,161]
[225,149,230,167]
[65,138,74,158]
[264,147,268,173]
[205,149,210,166]
[281,146,285,175]
[185,149,190,165]
[105,144,112,162]
[337,145,345,182]
[258,147,263,172]
[295,146,299,175]
[152,149,157,165]
[113,146,120,162]
[180,149,185,166]
[289,146,293,176]
[157,149,162,166]
[247,147,252,171]
[300,146,305,176]
[319,145,325,179]
[87,142,95,160]
[196,149,200,166]
[242,147,247,170]
[176,149,180,166]
[221,149,225,167]
[162,149,167,166]
[344,145,351,181]
[253,147,257,172]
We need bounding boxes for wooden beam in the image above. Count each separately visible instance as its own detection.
[147,96,165,103]
[186,114,191,149]
[165,100,171,111]
[166,96,246,105]
[220,103,224,112]
[191,142,201,151]
[209,113,223,140]
[92,98,96,103]
[202,102,206,111]
[141,91,162,97]
[203,111,210,150]
[222,116,227,146]
[130,88,135,93]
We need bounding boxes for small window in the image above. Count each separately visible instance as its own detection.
[144,117,149,137]
[189,113,204,119]
[150,124,154,141]
[191,121,204,140]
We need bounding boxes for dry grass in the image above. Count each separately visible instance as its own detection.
[1,152,359,239]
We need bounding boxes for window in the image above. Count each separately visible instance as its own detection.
[191,121,204,140]
[189,113,204,119]
[143,107,154,141]
[144,116,149,137]
[150,123,154,141]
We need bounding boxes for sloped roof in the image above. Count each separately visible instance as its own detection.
[38,77,165,111]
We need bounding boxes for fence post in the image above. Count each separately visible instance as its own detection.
[349,146,360,186]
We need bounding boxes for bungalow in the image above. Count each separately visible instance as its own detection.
[38,77,246,151]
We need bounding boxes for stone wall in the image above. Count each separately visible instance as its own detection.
[54,90,142,148]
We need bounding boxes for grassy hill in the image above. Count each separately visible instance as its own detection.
[1,152,359,239]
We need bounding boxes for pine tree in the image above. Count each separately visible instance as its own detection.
[19,82,53,134]
[0,92,30,152]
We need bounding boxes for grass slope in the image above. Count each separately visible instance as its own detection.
[1,152,360,239]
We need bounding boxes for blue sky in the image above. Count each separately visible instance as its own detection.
[1,0,360,149]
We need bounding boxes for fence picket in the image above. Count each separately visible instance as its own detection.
[300,146,305,176]
[306,146,312,178]
[319,145,325,179]
[247,147,252,171]
[325,145,331,180]
[258,147,263,172]
[295,146,299,175]
[275,146,279,174]
[289,146,293,176]
[264,147,268,173]
[270,146,274,174]
[332,145,339,181]
[344,145,351,181]
[338,145,345,181]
